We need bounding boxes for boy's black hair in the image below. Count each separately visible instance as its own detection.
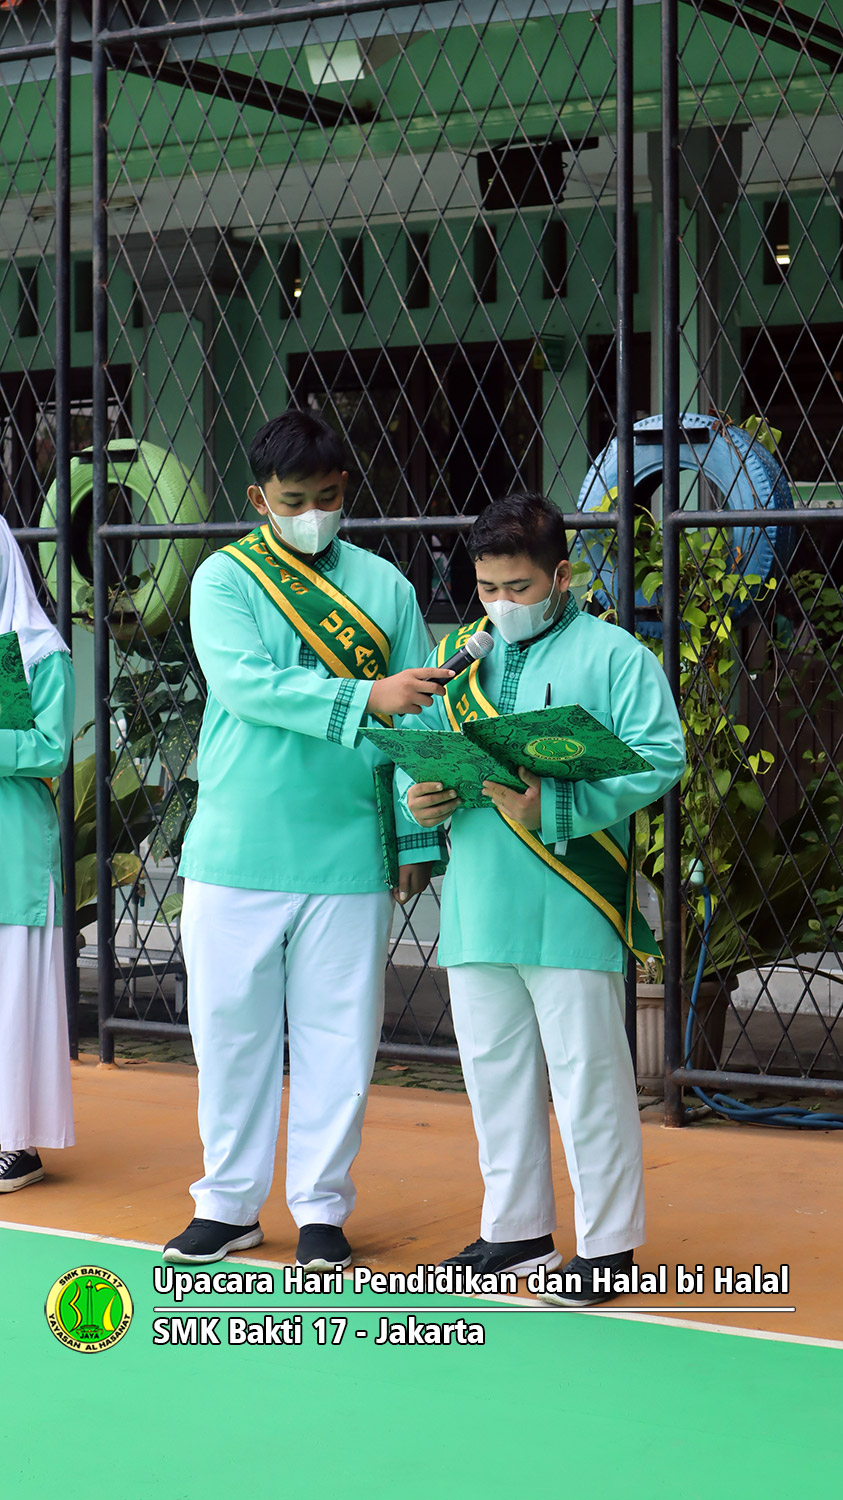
[248,408,346,486]
[468,491,569,573]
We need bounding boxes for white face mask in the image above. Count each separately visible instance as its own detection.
[259,489,344,555]
[485,577,563,645]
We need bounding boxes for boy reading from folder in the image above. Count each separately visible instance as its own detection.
[164,409,450,1268]
[0,517,75,1191]
[397,491,686,1307]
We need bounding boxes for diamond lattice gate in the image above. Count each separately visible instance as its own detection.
[1,0,842,1117]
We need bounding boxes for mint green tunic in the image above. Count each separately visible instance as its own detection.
[0,649,74,927]
[180,536,444,894]
[397,598,686,971]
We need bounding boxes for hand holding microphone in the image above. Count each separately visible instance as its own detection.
[367,630,493,716]
[438,629,493,677]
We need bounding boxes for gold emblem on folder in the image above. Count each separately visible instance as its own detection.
[524,736,586,761]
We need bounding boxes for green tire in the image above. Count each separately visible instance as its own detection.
[39,439,209,642]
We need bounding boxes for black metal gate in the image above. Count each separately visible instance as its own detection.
[2,0,842,1117]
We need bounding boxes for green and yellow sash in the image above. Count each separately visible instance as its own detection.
[436,618,659,963]
[223,526,392,722]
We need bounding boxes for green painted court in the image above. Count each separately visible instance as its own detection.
[2,1223,841,1498]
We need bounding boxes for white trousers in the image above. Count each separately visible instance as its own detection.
[0,877,75,1151]
[182,879,394,1228]
[447,964,645,1259]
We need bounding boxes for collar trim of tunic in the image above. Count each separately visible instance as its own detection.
[311,538,341,574]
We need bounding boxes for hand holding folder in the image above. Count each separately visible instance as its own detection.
[364,704,653,812]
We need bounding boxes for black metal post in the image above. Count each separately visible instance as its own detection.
[0,41,59,62]
[616,0,638,1067]
[92,0,114,1063]
[616,6,635,639]
[54,0,78,1058]
[661,0,684,1127]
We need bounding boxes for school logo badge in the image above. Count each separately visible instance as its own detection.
[45,1266,133,1352]
[524,736,586,762]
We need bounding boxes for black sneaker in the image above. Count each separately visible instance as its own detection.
[162,1217,264,1264]
[539,1250,635,1308]
[296,1224,352,1270]
[0,1149,44,1193]
[438,1234,561,1278]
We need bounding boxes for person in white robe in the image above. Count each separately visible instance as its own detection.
[0,516,75,1190]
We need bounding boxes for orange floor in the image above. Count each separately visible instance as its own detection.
[3,1054,842,1342]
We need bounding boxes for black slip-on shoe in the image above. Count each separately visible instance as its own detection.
[539,1249,635,1307]
[438,1234,561,1278]
[0,1149,44,1193]
[162,1217,264,1264]
[296,1224,352,1270]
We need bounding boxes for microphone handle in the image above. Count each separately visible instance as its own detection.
[438,644,477,676]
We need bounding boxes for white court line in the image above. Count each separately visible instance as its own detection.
[3,1218,841,1350]
[0,1218,166,1254]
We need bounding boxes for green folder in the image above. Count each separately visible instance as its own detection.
[0,631,35,731]
[372,760,401,889]
[363,705,653,812]
[372,760,449,889]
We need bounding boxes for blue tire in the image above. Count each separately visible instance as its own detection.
[576,414,795,632]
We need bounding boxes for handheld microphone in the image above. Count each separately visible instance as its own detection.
[440,629,494,677]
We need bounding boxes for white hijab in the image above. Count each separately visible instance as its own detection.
[0,515,69,680]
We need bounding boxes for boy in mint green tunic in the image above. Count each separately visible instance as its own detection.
[399,492,685,1306]
[164,410,451,1268]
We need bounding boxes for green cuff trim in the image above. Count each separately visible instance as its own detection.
[396,829,448,877]
[556,779,573,841]
[397,831,443,852]
[539,777,556,844]
[327,678,359,744]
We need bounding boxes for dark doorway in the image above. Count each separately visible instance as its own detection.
[289,342,541,619]
[741,323,843,581]
[587,332,652,461]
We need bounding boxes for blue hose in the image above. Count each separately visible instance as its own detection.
[683,886,843,1128]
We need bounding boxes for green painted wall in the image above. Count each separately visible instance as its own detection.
[0,9,837,202]
[4,173,843,740]
[1,0,841,734]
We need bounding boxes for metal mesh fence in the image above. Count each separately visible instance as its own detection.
[1,0,842,1112]
[654,0,843,1120]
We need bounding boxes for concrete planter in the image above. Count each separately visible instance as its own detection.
[636,979,735,1092]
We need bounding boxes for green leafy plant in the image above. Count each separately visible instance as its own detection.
[110,631,205,868]
[688,760,843,976]
[772,569,843,715]
[573,511,843,979]
[60,749,163,937]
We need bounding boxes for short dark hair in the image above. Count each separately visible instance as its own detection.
[248,408,346,486]
[468,491,569,574]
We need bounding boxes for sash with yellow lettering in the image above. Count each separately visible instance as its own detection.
[436,618,660,962]
[223,525,392,724]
